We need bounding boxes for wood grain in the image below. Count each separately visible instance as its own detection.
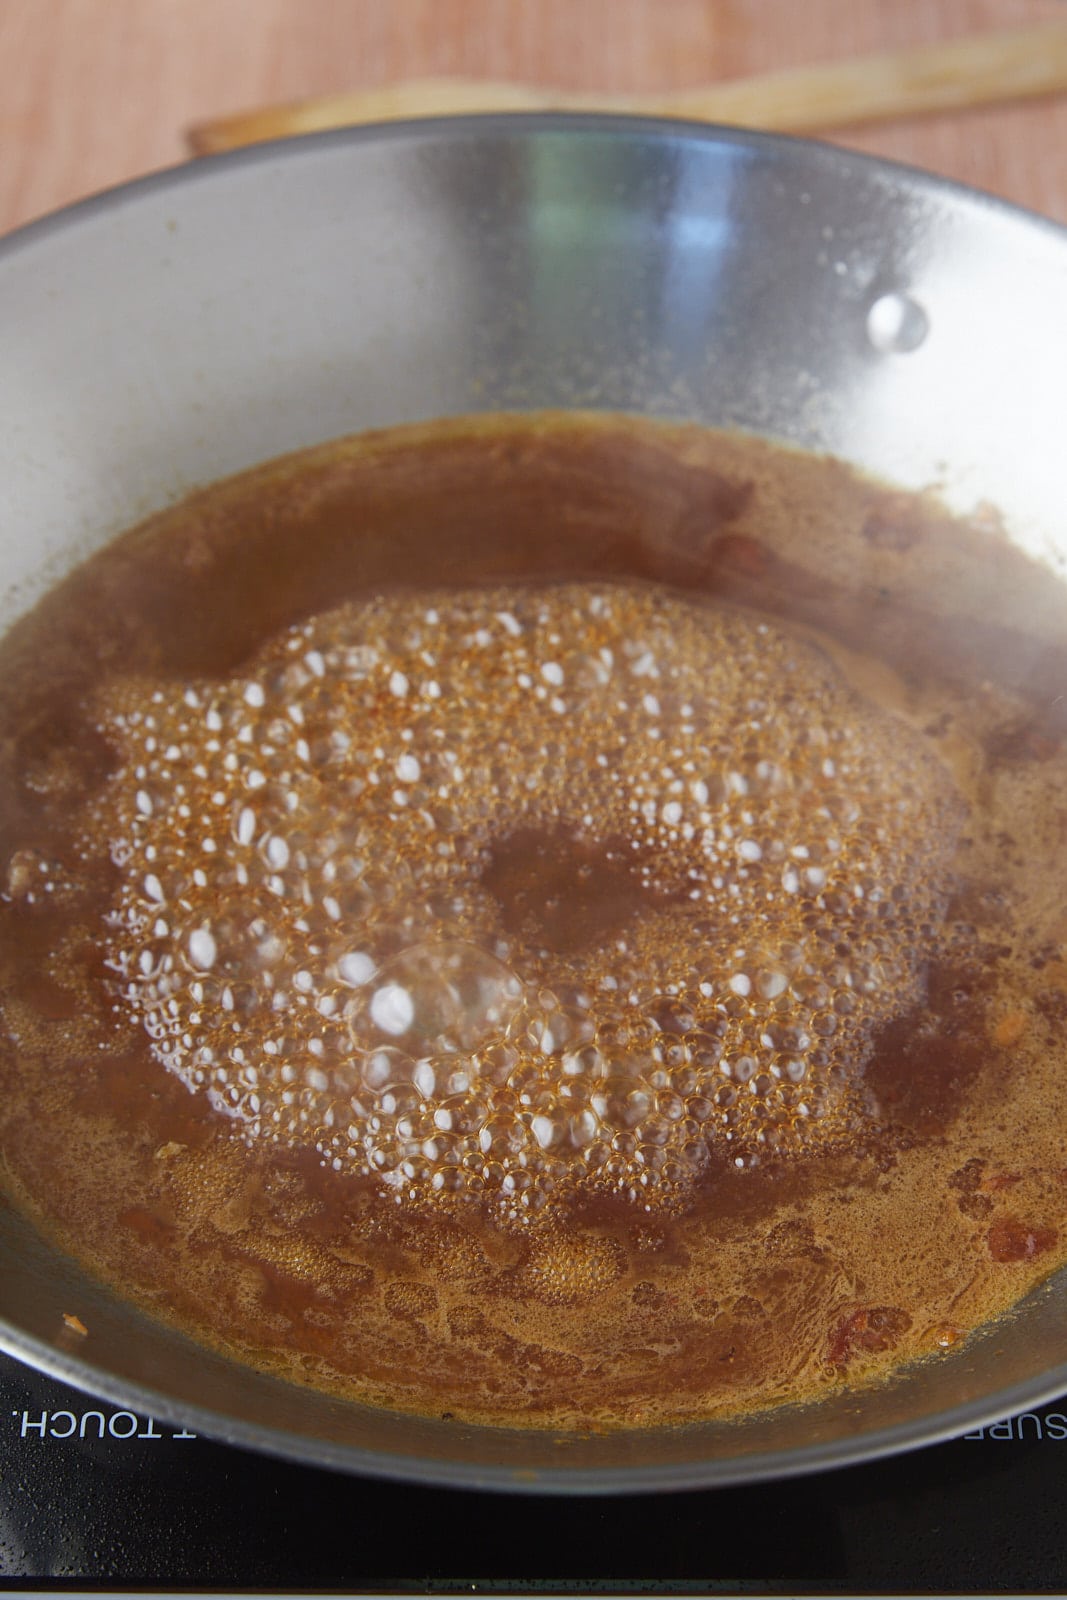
[2,0,1067,237]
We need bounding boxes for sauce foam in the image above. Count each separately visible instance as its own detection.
[91,583,960,1223]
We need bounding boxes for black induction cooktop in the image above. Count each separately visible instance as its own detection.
[0,1348,1064,1592]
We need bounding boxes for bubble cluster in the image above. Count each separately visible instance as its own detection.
[87,583,960,1222]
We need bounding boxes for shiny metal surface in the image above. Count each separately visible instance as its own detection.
[1,116,1066,1492]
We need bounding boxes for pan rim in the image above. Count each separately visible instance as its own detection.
[2,112,1066,1493]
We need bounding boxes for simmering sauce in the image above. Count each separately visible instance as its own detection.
[2,412,1067,1429]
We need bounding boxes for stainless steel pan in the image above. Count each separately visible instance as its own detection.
[1,116,1066,1493]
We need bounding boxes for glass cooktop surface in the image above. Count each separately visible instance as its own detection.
[0,1350,1065,1592]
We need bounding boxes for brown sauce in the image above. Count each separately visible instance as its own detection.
[1,411,1067,1430]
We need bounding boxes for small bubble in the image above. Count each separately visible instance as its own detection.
[266,835,290,870]
[338,952,376,986]
[866,291,929,354]
[531,1114,558,1149]
[188,928,217,970]
[370,983,415,1036]
[752,971,785,1005]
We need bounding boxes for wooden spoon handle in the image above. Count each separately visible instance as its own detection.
[646,19,1067,132]
[189,20,1067,156]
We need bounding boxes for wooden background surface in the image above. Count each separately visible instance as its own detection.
[2,0,1066,238]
